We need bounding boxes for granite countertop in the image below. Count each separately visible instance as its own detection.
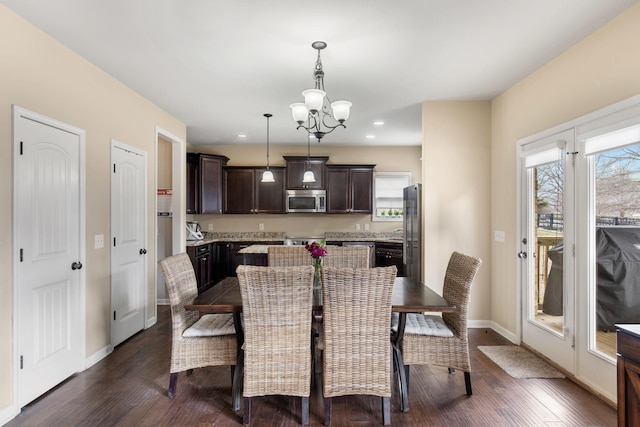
[186,231,404,247]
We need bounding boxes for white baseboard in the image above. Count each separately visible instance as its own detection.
[157,299,170,306]
[146,316,157,329]
[85,344,113,369]
[469,320,519,344]
[0,405,19,427]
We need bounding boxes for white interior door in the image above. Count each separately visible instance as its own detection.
[111,141,147,347]
[519,130,576,373]
[14,108,85,406]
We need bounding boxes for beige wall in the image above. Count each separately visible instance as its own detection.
[188,144,422,235]
[422,101,492,321]
[491,2,640,333]
[0,5,186,412]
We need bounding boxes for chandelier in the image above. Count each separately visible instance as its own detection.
[290,41,352,142]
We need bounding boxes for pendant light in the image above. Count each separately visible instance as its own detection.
[261,113,275,182]
[302,133,316,183]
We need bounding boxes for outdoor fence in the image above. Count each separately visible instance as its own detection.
[537,213,640,231]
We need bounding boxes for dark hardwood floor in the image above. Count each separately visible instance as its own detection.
[7,306,616,426]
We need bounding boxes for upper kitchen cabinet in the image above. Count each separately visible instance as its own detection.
[223,166,286,214]
[284,156,328,190]
[326,164,375,214]
[186,153,229,214]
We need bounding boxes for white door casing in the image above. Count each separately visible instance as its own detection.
[111,141,147,347]
[13,106,86,407]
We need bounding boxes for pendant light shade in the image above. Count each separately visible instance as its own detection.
[261,113,275,183]
[261,169,275,182]
[303,170,316,183]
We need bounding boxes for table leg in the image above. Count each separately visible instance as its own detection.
[391,312,409,412]
[232,312,244,412]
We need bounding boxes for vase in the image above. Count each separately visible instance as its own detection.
[313,258,323,290]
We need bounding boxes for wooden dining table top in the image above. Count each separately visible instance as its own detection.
[186,276,455,314]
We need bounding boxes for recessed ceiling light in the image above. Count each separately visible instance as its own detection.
[237,133,248,139]
[366,135,376,139]
[373,121,384,126]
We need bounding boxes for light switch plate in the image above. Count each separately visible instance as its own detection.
[364,223,369,231]
[494,230,505,242]
[259,223,264,231]
[95,234,104,249]
[355,224,361,231]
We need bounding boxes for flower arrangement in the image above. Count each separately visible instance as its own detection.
[305,240,328,260]
[305,240,327,289]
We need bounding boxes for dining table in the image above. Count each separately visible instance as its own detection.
[186,275,455,413]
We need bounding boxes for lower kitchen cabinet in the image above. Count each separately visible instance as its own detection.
[375,242,405,276]
[186,244,214,294]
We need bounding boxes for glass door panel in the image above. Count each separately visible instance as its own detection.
[519,130,575,373]
[590,142,640,359]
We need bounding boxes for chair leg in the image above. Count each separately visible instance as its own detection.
[464,371,472,396]
[243,397,251,426]
[382,396,391,425]
[186,368,194,376]
[448,367,455,374]
[168,372,178,397]
[301,396,309,425]
[324,397,332,425]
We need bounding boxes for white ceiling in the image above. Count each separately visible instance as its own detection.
[1,0,637,146]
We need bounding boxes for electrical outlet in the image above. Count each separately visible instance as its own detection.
[259,223,264,231]
[364,223,369,231]
[355,223,361,231]
[95,234,104,249]
[208,223,213,231]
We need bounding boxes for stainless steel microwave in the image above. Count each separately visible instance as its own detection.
[286,189,326,213]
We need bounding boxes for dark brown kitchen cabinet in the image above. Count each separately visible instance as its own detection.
[186,244,214,294]
[223,167,285,214]
[375,242,405,276]
[284,156,328,190]
[617,324,640,427]
[186,153,229,214]
[326,165,375,214]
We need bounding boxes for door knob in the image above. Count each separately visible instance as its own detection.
[517,251,527,259]
[71,261,83,270]
[139,248,147,255]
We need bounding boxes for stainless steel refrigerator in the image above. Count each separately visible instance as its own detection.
[403,184,422,280]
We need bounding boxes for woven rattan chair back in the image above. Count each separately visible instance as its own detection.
[236,265,315,425]
[321,266,397,425]
[441,251,482,338]
[322,245,370,268]
[159,253,237,398]
[399,250,481,402]
[267,246,314,267]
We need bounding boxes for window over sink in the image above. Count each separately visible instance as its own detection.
[372,172,411,222]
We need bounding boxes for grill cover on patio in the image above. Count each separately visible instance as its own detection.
[596,226,640,331]
[542,226,640,331]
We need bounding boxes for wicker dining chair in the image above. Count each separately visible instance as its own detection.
[322,245,370,268]
[267,245,314,266]
[159,253,237,398]
[392,251,481,399]
[236,265,315,426]
[321,266,397,426]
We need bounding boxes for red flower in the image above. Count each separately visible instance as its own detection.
[305,240,327,259]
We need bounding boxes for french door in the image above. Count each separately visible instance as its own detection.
[519,129,575,373]
[519,98,640,402]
